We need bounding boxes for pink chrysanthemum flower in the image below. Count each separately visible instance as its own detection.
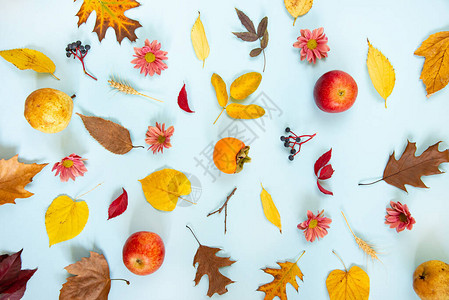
[145,122,174,154]
[385,201,416,232]
[52,154,87,182]
[131,39,168,76]
[297,210,332,242]
[293,27,330,64]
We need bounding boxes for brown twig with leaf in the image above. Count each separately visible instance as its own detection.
[233,9,269,72]
[207,187,237,234]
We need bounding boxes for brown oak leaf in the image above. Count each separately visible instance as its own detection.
[187,226,235,297]
[0,155,47,206]
[74,0,142,44]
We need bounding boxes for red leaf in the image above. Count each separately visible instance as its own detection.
[314,149,332,176]
[1,269,37,298]
[107,188,128,220]
[0,249,22,286]
[317,181,333,195]
[318,164,334,180]
[0,250,36,300]
[178,83,194,113]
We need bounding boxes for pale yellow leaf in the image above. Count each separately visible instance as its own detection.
[0,48,59,79]
[284,0,313,26]
[191,12,210,68]
[230,72,262,100]
[260,184,281,233]
[45,195,89,247]
[366,40,395,107]
[326,265,370,300]
[211,73,228,107]
[226,103,265,119]
[139,168,191,211]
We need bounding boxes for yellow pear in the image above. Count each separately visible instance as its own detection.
[413,260,449,300]
[24,88,73,133]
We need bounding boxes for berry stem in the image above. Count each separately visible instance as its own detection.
[70,48,97,81]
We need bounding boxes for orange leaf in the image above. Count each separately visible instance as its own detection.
[74,0,142,44]
[0,155,47,206]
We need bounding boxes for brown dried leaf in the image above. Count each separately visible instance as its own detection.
[233,32,259,42]
[250,48,263,57]
[382,141,449,192]
[60,252,111,300]
[234,8,256,34]
[0,155,47,206]
[261,31,269,49]
[257,17,268,38]
[77,113,135,155]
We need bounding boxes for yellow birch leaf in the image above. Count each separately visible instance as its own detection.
[326,265,370,300]
[191,12,210,68]
[260,184,281,233]
[366,40,395,107]
[139,168,191,211]
[226,103,265,119]
[0,48,59,80]
[414,31,449,97]
[284,0,313,26]
[45,195,89,247]
[211,73,228,107]
[230,72,262,100]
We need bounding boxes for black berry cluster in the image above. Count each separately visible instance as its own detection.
[65,41,96,80]
[280,127,316,161]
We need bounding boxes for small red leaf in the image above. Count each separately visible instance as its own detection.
[314,149,332,176]
[108,188,128,220]
[318,164,334,180]
[1,268,37,297]
[178,83,194,113]
[317,181,333,195]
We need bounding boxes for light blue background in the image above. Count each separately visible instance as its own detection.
[1,0,449,299]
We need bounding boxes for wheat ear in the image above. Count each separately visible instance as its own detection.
[341,211,379,261]
[108,78,163,102]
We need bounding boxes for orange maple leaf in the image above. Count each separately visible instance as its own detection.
[74,0,142,43]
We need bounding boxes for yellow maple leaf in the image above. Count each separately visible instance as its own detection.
[74,0,142,43]
[366,40,395,108]
[257,252,305,300]
[415,31,449,97]
[0,48,59,80]
[284,0,313,26]
[45,195,89,247]
[139,168,192,211]
[326,251,370,300]
[191,12,210,68]
[260,184,281,233]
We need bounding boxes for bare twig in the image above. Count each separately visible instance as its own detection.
[207,187,237,234]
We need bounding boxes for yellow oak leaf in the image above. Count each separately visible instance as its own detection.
[45,195,89,247]
[226,103,265,120]
[284,0,313,26]
[211,73,228,107]
[366,40,395,108]
[74,0,142,44]
[139,168,191,211]
[230,72,262,100]
[415,31,449,97]
[0,48,59,79]
[257,255,305,300]
[191,12,210,68]
[260,184,281,233]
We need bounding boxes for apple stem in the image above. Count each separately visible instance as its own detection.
[186,225,201,246]
[332,250,347,272]
[111,278,130,285]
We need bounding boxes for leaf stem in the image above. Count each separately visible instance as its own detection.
[111,278,130,285]
[51,72,60,80]
[213,107,225,125]
[75,183,103,200]
[295,250,306,264]
[262,49,266,72]
[132,145,145,149]
[332,250,347,272]
[358,178,384,186]
[186,225,201,245]
[293,17,297,26]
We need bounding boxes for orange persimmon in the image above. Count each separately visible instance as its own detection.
[213,137,251,174]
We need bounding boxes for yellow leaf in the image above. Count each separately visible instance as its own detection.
[230,72,262,100]
[415,31,449,97]
[191,12,210,68]
[284,0,313,26]
[45,195,89,247]
[326,265,370,300]
[211,73,228,107]
[260,184,281,233]
[0,48,59,80]
[139,168,191,211]
[366,40,395,107]
[226,103,265,119]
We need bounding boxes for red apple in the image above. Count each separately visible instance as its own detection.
[313,70,358,113]
[122,231,165,275]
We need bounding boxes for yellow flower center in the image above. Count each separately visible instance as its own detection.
[62,159,74,168]
[309,219,318,229]
[399,213,407,223]
[307,39,318,50]
[145,52,156,63]
[157,135,166,144]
